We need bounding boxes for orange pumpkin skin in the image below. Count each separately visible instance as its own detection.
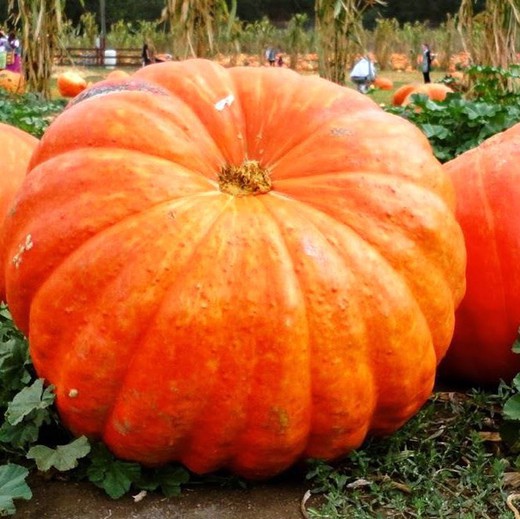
[3,59,466,479]
[0,70,25,94]
[392,83,420,106]
[105,69,130,81]
[440,123,520,385]
[56,71,87,98]
[0,123,38,299]
[373,76,393,90]
[402,83,454,105]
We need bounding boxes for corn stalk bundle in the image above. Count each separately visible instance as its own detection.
[314,0,385,84]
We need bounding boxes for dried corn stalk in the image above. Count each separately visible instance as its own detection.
[457,0,520,68]
[315,0,386,84]
[8,0,65,99]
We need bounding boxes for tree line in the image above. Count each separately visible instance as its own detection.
[0,0,484,29]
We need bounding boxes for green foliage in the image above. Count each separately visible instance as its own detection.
[86,444,143,499]
[386,65,520,163]
[86,444,190,499]
[0,464,31,516]
[305,391,511,518]
[27,436,91,472]
[465,64,520,101]
[0,90,66,138]
[500,358,520,452]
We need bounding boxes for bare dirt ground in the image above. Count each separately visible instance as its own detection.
[15,471,312,519]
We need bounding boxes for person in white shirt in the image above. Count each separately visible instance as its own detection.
[349,56,376,94]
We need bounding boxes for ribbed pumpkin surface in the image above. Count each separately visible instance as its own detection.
[2,59,465,479]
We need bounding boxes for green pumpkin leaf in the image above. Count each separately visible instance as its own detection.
[87,444,142,499]
[157,466,190,497]
[503,394,520,421]
[138,466,191,497]
[27,436,91,472]
[0,464,32,515]
[4,379,55,426]
[512,329,520,354]
[0,305,31,403]
[0,420,41,449]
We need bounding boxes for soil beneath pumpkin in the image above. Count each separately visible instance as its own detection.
[15,470,312,519]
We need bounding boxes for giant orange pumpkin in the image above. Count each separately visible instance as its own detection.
[2,59,466,479]
[440,123,520,386]
[0,123,38,299]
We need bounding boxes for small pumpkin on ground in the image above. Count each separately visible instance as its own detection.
[402,83,454,105]
[0,123,38,299]
[2,58,466,479]
[56,70,88,98]
[392,83,421,106]
[0,70,25,94]
[440,123,520,386]
[373,76,393,90]
[106,69,130,81]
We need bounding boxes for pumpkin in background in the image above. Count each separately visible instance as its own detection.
[0,70,25,94]
[402,83,454,105]
[373,76,393,90]
[2,58,466,479]
[0,123,38,299]
[440,123,520,386]
[106,69,130,81]
[392,83,421,106]
[56,70,87,98]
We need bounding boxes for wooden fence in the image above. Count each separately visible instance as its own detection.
[54,48,142,67]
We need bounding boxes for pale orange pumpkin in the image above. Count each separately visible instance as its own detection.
[56,70,88,98]
[0,70,25,94]
[402,83,454,105]
[106,69,130,81]
[373,76,393,90]
[392,83,421,106]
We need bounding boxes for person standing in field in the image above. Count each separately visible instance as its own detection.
[5,31,21,73]
[265,47,276,66]
[421,43,433,83]
[141,39,155,67]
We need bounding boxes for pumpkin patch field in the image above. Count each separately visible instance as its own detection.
[2,63,520,519]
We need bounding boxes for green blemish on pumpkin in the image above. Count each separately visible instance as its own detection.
[272,406,290,432]
[218,160,272,196]
[114,419,133,435]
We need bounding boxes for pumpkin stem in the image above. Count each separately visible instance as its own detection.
[218,160,272,196]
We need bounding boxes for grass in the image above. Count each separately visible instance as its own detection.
[304,387,519,518]
[367,69,448,106]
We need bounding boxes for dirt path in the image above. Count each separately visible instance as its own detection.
[16,473,313,519]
